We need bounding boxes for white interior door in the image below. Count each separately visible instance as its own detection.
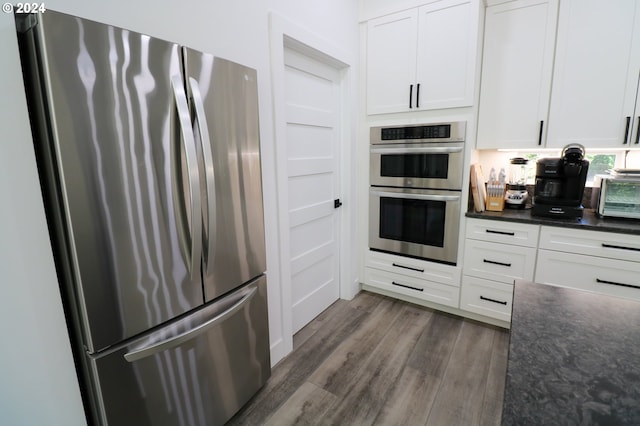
[284,47,341,333]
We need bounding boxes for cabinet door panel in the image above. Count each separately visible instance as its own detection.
[366,9,418,114]
[476,0,558,149]
[415,0,477,109]
[546,0,640,148]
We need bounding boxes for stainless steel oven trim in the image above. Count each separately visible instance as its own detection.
[369,187,461,265]
[370,189,461,202]
[370,145,464,154]
[370,141,465,190]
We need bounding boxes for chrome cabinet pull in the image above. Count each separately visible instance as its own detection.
[480,295,507,306]
[483,259,512,268]
[416,83,421,108]
[392,281,423,292]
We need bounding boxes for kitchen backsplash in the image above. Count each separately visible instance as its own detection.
[467,184,594,212]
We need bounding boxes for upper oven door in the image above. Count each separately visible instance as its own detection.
[370,142,465,190]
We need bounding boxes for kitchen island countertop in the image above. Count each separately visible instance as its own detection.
[466,207,640,235]
[502,280,640,425]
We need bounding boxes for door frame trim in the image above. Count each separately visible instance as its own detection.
[268,12,357,364]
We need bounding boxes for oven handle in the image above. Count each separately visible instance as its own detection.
[370,146,464,154]
[370,190,461,202]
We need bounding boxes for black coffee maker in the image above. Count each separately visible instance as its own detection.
[532,144,589,218]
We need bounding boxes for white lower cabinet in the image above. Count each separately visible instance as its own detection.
[460,276,513,322]
[364,268,460,309]
[536,226,640,301]
[463,239,536,284]
[363,219,640,326]
[364,250,461,309]
[461,218,540,323]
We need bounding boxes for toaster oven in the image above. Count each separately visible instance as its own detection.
[592,175,640,219]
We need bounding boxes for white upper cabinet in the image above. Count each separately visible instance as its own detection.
[366,0,479,115]
[546,0,640,148]
[476,0,558,149]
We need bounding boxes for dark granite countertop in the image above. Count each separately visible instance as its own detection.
[466,207,640,235]
[502,280,640,425]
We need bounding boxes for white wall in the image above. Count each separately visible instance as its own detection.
[0,12,86,426]
[0,1,359,424]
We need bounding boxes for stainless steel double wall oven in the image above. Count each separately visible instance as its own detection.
[369,122,466,265]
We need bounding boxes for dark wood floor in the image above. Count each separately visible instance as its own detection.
[228,290,510,426]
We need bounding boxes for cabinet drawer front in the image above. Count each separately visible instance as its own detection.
[461,276,513,322]
[466,218,540,247]
[536,249,640,301]
[366,250,461,287]
[539,226,640,262]
[463,240,536,284]
[364,268,459,308]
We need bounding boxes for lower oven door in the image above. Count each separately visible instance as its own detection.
[369,187,461,265]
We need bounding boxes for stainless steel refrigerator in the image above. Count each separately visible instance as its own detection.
[16,10,270,425]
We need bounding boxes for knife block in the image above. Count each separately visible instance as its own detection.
[485,183,505,212]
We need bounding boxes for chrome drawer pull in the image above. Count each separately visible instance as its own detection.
[392,281,424,292]
[596,278,640,290]
[483,259,512,268]
[601,243,640,252]
[486,229,515,236]
[392,263,425,273]
[480,295,507,306]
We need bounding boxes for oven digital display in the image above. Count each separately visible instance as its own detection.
[378,197,446,247]
[381,125,451,140]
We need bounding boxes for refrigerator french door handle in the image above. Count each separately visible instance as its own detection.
[188,77,217,273]
[123,286,257,362]
[171,75,202,282]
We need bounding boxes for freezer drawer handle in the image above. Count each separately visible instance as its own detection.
[123,286,257,362]
[596,278,640,290]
